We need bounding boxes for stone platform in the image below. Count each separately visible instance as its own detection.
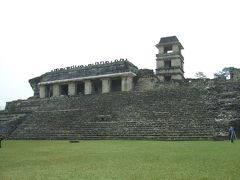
[1,80,239,140]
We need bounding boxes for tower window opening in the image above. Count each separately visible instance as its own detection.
[164,60,172,68]
[164,46,173,53]
[164,75,171,82]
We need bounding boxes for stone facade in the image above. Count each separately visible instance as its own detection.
[30,59,138,98]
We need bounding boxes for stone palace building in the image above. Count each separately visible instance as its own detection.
[30,36,185,98]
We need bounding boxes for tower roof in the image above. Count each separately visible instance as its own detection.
[156,36,184,49]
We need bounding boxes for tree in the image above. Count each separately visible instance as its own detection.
[214,67,236,80]
[195,71,207,79]
[214,71,226,80]
[222,67,236,79]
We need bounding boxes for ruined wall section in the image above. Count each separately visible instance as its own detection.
[134,69,156,91]
[231,69,240,80]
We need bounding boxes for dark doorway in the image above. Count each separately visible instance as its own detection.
[60,84,68,96]
[76,82,84,95]
[164,75,171,82]
[92,79,102,94]
[164,60,172,68]
[46,85,53,97]
[111,78,121,92]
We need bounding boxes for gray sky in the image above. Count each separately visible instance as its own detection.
[0,0,240,109]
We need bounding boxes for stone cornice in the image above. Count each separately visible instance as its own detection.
[156,53,184,60]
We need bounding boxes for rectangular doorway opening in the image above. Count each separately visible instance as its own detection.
[60,84,68,96]
[164,75,172,82]
[92,79,102,94]
[164,60,172,68]
[111,78,121,92]
[76,82,84,95]
[46,85,53,97]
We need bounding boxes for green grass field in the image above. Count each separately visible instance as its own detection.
[0,140,239,180]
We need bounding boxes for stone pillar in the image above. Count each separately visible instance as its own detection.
[101,78,111,93]
[172,44,179,52]
[121,76,133,91]
[39,85,46,98]
[84,80,92,95]
[159,46,164,54]
[121,77,127,91]
[68,82,76,96]
[53,84,60,97]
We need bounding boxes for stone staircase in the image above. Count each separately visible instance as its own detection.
[0,111,26,138]
[9,86,216,140]
[203,80,240,137]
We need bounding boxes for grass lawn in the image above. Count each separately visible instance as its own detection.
[0,140,239,180]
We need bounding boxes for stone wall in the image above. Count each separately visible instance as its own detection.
[135,69,156,91]
[232,69,240,80]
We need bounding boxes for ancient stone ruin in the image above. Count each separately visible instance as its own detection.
[0,36,239,140]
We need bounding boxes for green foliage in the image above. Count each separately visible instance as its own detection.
[0,140,240,180]
[214,67,236,80]
[214,71,226,80]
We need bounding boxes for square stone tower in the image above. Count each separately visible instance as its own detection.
[156,36,184,82]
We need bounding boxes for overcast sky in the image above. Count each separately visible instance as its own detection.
[0,0,240,108]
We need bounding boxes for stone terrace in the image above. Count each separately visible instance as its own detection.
[7,86,216,140]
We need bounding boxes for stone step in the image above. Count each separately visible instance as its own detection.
[7,87,220,140]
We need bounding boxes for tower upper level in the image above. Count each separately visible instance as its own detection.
[156,36,183,54]
[156,36,184,82]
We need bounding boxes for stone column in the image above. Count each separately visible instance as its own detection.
[172,44,179,52]
[121,77,127,91]
[53,84,60,97]
[121,76,133,91]
[84,80,92,95]
[158,46,164,54]
[101,78,111,93]
[39,85,46,98]
[68,82,76,96]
